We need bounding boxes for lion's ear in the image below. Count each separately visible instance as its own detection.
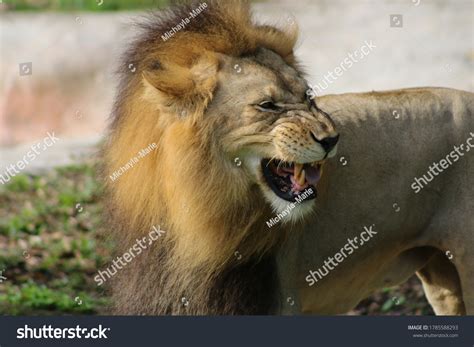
[142,53,219,116]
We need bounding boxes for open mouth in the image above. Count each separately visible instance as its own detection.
[261,159,323,202]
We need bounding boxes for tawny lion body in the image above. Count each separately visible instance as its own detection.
[278,88,474,315]
[103,1,473,315]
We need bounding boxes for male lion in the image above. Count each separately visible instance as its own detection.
[103,1,473,315]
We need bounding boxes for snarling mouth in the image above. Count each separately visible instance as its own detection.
[261,159,324,202]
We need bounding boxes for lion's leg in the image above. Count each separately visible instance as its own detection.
[455,255,474,315]
[416,251,465,315]
[452,220,474,314]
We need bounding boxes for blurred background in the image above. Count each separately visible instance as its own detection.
[0,0,472,315]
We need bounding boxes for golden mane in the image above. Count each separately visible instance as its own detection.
[103,0,300,314]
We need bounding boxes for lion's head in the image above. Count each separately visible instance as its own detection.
[104,1,338,314]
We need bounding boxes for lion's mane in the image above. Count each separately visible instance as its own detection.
[103,0,299,314]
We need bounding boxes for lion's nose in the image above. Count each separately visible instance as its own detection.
[311,132,339,152]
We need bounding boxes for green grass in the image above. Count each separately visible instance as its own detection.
[5,0,168,12]
[0,162,111,315]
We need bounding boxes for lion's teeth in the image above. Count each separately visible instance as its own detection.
[312,160,325,167]
[297,169,306,185]
[294,163,303,179]
[293,163,306,185]
[293,168,305,186]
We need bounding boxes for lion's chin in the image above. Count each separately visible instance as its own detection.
[260,159,322,203]
[263,187,317,223]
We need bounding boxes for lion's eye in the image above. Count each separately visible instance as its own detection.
[257,101,281,112]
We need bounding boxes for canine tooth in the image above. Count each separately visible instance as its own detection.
[294,170,306,186]
[294,163,303,178]
[296,169,306,186]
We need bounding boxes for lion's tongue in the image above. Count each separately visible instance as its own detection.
[305,165,321,186]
